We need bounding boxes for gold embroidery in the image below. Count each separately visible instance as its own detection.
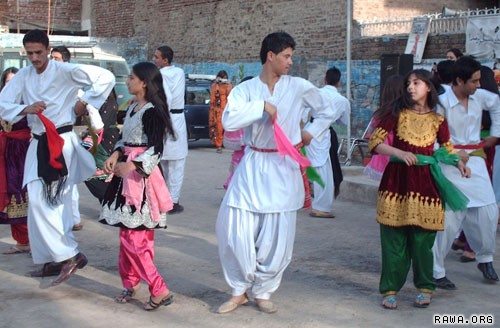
[397,110,443,147]
[368,127,388,152]
[440,141,456,154]
[4,194,28,219]
[376,190,444,231]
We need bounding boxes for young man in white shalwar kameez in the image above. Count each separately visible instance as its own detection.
[152,46,188,214]
[215,32,342,314]
[432,56,500,289]
[0,30,115,285]
[305,67,350,218]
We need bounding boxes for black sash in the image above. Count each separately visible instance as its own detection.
[33,125,72,205]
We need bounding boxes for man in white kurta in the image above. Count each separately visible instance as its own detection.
[305,67,350,217]
[215,32,340,314]
[152,46,188,214]
[0,30,115,284]
[432,56,500,287]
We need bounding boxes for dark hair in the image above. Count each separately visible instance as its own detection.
[23,29,49,48]
[259,32,296,64]
[51,46,71,62]
[447,48,463,59]
[374,69,439,119]
[452,56,481,86]
[479,65,499,96]
[216,70,228,79]
[0,66,19,91]
[131,62,175,138]
[479,66,499,131]
[157,46,173,64]
[325,67,341,86]
[380,75,405,106]
[436,60,454,84]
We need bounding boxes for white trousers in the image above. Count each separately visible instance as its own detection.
[312,157,334,212]
[160,158,186,203]
[72,185,80,225]
[216,204,296,300]
[432,204,498,279]
[27,179,79,264]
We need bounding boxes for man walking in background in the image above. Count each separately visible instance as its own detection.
[152,45,187,214]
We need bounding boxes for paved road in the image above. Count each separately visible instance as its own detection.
[0,141,498,328]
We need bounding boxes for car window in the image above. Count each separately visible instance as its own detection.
[186,85,211,105]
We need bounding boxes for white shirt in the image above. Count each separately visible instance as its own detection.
[437,87,500,207]
[0,60,115,134]
[222,75,341,212]
[0,60,115,185]
[159,65,188,160]
[305,85,350,167]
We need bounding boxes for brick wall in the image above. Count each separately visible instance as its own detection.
[0,0,82,32]
[91,0,497,64]
[352,34,466,60]
[93,0,347,63]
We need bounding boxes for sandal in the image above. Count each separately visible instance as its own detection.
[382,295,397,309]
[144,293,174,311]
[115,288,137,304]
[309,211,336,218]
[414,292,431,308]
[3,245,30,255]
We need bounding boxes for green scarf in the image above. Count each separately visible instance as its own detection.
[390,147,468,211]
[301,147,325,188]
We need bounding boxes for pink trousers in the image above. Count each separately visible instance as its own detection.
[119,228,168,297]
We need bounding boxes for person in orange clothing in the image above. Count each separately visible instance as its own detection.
[209,70,232,153]
[0,66,31,255]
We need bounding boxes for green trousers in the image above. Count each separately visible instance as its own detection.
[379,224,436,295]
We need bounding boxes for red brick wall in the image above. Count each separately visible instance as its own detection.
[90,0,496,63]
[352,34,466,60]
[0,0,82,32]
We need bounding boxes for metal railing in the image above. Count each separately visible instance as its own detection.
[358,7,500,37]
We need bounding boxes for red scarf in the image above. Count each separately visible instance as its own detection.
[36,111,64,169]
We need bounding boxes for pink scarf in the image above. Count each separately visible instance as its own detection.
[273,119,312,208]
[121,146,173,222]
[273,119,311,167]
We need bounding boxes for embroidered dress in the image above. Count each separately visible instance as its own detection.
[0,117,30,225]
[100,102,172,229]
[369,109,455,231]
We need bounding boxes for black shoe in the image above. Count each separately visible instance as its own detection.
[434,277,457,290]
[477,262,499,282]
[168,203,184,214]
[51,252,88,286]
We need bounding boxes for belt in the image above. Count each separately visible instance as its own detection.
[249,143,303,153]
[33,125,73,140]
[170,109,184,114]
[249,146,278,152]
[454,141,484,150]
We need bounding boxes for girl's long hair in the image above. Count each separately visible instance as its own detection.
[374,69,440,120]
[131,62,175,138]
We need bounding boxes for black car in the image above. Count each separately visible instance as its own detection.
[184,74,215,141]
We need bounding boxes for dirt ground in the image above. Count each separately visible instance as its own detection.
[0,141,498,328]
